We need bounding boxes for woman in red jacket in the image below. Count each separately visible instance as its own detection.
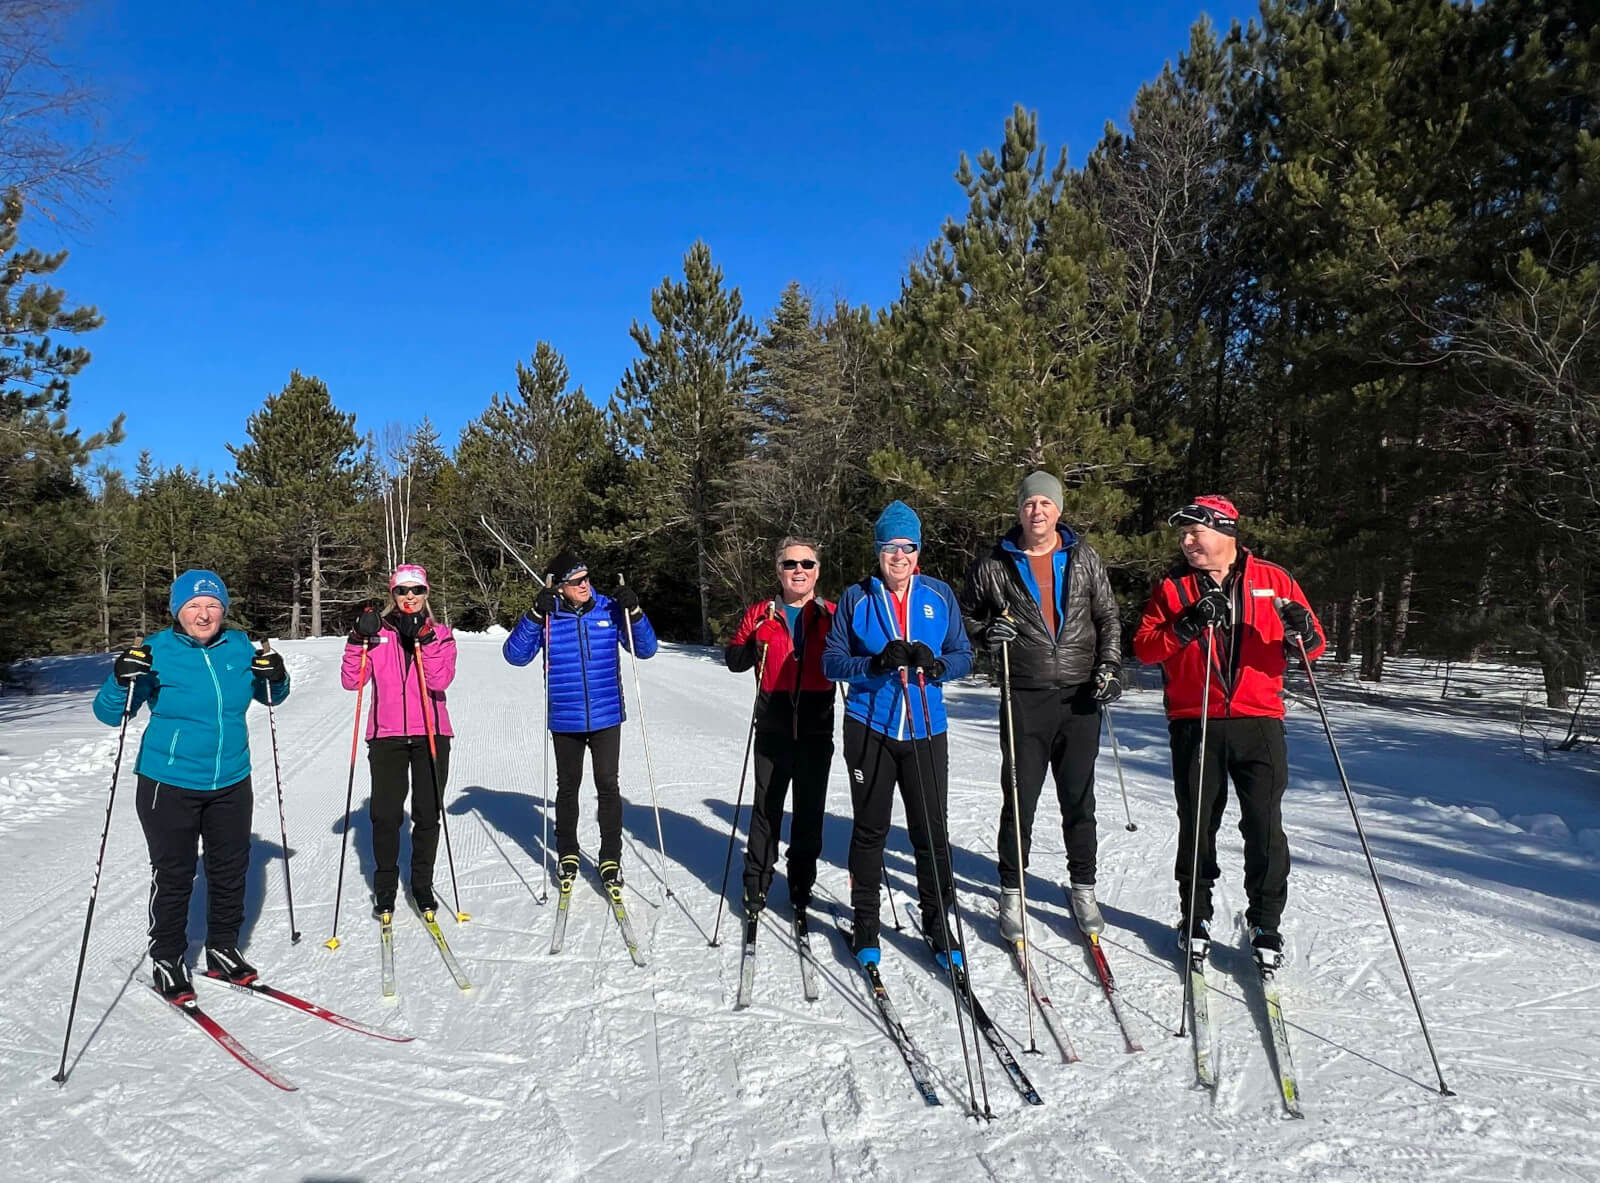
[342,564,458,919]
[724,538,836,925]
[1133,496,1325,971]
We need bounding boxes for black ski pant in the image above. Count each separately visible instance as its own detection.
[367,734,449,905]
[995,682,1101,890]
[844,718,953,952]
[136,774,253,963]
[552,724,623,867]
[1169,715,1290,932]
[741,731,833,908]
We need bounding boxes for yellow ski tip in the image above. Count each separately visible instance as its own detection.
[456,911,471,923]
[324,937,341,950]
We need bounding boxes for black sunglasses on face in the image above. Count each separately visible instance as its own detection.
[560,574,591,588]
[779,559,818,571]
[394,585,427,596]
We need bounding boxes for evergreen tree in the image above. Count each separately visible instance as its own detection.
[0,186,112,665]
[609,241,755,642]
[226,371,366,638]
[878,107,1169,575]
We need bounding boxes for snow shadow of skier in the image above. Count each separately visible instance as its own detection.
[447,784,550,903]
[184,831,288,959]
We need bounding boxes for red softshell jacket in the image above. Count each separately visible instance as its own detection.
[1132,550,1326,721]
[728,597,836,736]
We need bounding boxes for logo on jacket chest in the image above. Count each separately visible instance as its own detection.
[923,604,935,619]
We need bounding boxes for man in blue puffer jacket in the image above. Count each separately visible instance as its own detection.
[824,501,973,967]
[503,548,658,891]
[92,569,290,1002]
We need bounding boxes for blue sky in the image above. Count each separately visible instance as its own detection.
[59,1,1255,476]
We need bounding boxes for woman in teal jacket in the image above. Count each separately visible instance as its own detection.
[93,569,290,1002]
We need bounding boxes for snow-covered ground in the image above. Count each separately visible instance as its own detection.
[4,639,1599,1182]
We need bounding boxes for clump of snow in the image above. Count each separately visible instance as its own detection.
[1511,812,1573,840]
[1466,805,1505,826]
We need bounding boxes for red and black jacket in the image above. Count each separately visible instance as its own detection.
[1132,550,1326,721]
[725,598,837,737]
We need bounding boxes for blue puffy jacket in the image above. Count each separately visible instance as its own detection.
[92,628,290,791]
[822,574,973,740]
[502,593,658,733]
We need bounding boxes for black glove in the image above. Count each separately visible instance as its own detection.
[529,587,560,622]
[867,638,915,676]
[1173,587,1231,646]
[1278,599,1313,643]
[985,617,1020,652]
[113,644,152,686]
[907,640,947,682]
[609,584,642,616]
[393,609,426,641]
[348,606,383,648]
[1092,661,1122,704]
[251,649,287,684]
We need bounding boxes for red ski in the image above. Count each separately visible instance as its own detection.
[199,974,416,1043]
[151,987,297,1091]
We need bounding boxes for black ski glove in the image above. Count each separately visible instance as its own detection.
[985,617,1020,652]
[609,584,642,617]
[1092,661,1122,704]
[1173,587,1231,646]
[393,609,428,641]
[113,644,153,686]
[867,638,915,676]
[1278,599,1313,643]
[529,588,560,622]
[347,606,383,648]
[908,640,947,682]
[251,650,287,684]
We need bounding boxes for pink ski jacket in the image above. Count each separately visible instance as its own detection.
[341,622,457,739]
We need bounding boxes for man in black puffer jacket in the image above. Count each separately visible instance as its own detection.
[963,472,1122,940]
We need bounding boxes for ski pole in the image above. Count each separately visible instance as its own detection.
[1281,602,1454,1096]
[415,638,467,922]
[325,643,370,949]
[538,637,551,905]
[258,640,300,943]
[1177,623,1216,1039]
[478,515,551,589]
[618,574,676,903]
[53,645,142,1084]
[999,639,1040,1054]
[1102,704,1138,832]
[882,855,902,931]
[710,630,771,947]
[905,669,992,1122]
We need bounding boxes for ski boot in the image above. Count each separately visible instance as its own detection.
[997,888,1024,942]
[152,957,195,1003]
[1070,883,1105,936]
[1250,927,1285,974]
[204,945,258,986]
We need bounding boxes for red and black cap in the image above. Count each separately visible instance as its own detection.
[1168,495,1239,537]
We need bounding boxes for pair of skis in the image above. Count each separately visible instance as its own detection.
[152,974,415,1092]
[831,909,1041,1112]
[1186,936,1303,1116]
[734,910,821,1009]
[549,870,646,967]
[380,907,472,996]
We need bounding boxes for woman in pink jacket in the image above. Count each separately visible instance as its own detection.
[341,564,458,918]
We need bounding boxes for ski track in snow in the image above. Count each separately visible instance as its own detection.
[3,639,1600,1181]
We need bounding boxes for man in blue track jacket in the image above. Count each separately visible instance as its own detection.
[823,501,973,967]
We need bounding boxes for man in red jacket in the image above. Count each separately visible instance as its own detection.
[725,537,837,925]
[1132,496,1325,970]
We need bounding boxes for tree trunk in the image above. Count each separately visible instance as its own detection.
[1390,530,1417,655]
[310,532,323,637]
[1335,586,1358,665]
[98,556,111,651]
[696,520,711,646]
[1360,576,1386,681]
[289,567,303,639]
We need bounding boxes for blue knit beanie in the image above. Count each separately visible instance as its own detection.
[874,500,922,548]
[169,569,230,616]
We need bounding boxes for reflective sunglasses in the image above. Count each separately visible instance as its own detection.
[779,558,818,571]
[560,574,591,588]
[394,585,428,596]
[878,542,919,555]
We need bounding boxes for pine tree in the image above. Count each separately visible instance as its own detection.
[877,107,1169,575]
[609,241,755,642]
[226,371,366,637]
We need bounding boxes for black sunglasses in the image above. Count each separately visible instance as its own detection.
[394,585,428,596]
[779,559,818,571]
[560,574,591,588]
